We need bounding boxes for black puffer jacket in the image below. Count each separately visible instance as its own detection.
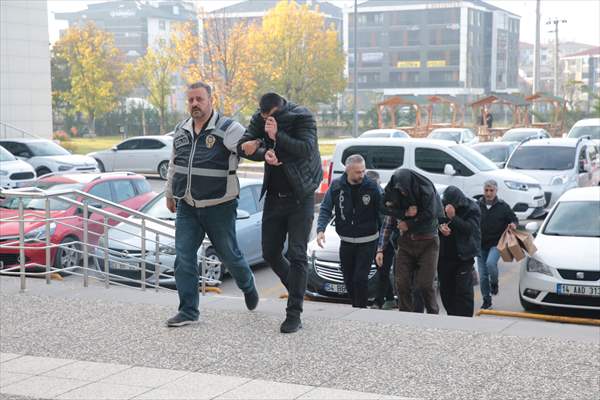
[478,197,518,249]
[442,186,481,260]
[238,100,322,199]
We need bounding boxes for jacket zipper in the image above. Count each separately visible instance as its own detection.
[186,130,199,197]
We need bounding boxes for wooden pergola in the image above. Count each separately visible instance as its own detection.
[525,92,566,136]
[427,95,465,129]
[470,93,530,141]
[376,95,430,137]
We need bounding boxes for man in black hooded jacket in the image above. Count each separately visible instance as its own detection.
[376,169,443,313]
[438,186,481,317]
[238,93,322,334]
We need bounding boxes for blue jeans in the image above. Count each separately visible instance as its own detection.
[477,246,500,302]
[174,199,255,320]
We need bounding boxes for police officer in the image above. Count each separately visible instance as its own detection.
[164,81,258,327]
[316,155,382,308]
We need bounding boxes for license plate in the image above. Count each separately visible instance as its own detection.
[557,284,600,297]
[536,198,546,206]
[323,282,347,294]
[15,181,29,188]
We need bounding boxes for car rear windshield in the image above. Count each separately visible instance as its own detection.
[568,125,600,140]
[544,201,600,237]
[507,146,575,170]
[474,145,509,163]
[29,141,70,157]
[429,131,460,143]
[501,131,543,142]
[0,183,84,210]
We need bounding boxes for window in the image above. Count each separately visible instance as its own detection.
[117,139,142,150]
[159,20,166,30]
[28,141,70,157]
[341,146,405,170]
[391,10,419,26]
[357,32,380,47]
[112,180,137,202]
[0,142,32,158]
[132,179,152,194]
[238,187,258,214]
[361,52,383,66]
[428,28,459,45]
[507,146,575,171]
[427,8,459,25]
[544,201,600,238]
[140,139,166,150]
[578,147,587,172]
[358,12,383,26]
[87,182,113,202]
[415,148,473,176]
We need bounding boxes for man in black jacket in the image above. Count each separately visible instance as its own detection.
[477,180,518,309]
[238,93,322,333]
[438,186,481,317]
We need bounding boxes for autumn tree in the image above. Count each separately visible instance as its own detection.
[53,22,128,135]
[246,1,346,110]
[171,18,255,117]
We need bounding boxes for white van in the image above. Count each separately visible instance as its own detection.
[329,138,545,220]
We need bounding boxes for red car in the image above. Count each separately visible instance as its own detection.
[0,172,156,272]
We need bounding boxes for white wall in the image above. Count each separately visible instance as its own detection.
[0,0,52,139]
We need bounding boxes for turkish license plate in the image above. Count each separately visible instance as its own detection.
[557,284,600,297]
[15,181,29,188]
[323,282,347,294]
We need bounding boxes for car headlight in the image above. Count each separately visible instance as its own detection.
[57,163,74,171]
[550,175,567,186]
[504,180,529,191]
[0,170,8,176]
[526,257,552,276]
[24,223,57,240]
[158,244,176,255]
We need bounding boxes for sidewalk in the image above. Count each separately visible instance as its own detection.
[1,276,598,400]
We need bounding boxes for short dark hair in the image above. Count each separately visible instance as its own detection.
[365,170,380,181]
[187,81,212,97]
[259,92,284,113]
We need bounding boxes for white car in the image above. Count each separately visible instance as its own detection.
[88,136,173,180]
[506,138,600,209]
[471,141,518,168]
[427,128,478,145]
[0,139,98,177]
[499,128,550,142]
[0,146,36,189]
[519,186,600,312]
[359,129,410,139]
[567,118,600,145]
[328,138,545,220]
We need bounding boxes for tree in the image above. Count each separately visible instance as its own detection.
[171,18,255,117]
[53,22,128,135]
[246,1,346,110]
[133,38,179,134]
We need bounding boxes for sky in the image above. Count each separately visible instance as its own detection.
[47,0,600,47]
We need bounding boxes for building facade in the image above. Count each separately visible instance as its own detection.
[0,0,53,139]
[344,0,520,105]
[562,46,600,108]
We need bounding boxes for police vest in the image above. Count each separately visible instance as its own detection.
[171,116,239,207]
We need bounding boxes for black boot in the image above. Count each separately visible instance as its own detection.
[244,287,259,311]
[280,315,302,333]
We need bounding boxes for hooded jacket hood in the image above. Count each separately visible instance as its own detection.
[383,168,438,218]
[442,186,471,210]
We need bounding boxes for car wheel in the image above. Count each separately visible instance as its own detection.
[36,167,51,177]
[519,292,541,312]
[96,159,105,172]
[158,161,169,180]
[54,236,81,276]
[201,247,224,285]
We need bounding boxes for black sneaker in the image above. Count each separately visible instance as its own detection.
[166,314,199,328]
[280,316,302,333]
[491,283,499,296]
[244,287,259,311]
[481,298,493,310]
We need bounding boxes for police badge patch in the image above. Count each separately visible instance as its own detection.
[362,194,371,205]
[205,134,216,148]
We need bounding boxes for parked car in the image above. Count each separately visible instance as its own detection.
[499,128,551,142]
[359,129,410,139]
[93,179,265,286]
[0,146,36,189]
[329,138,545,220]
[306,183,447,301]
[87,135,173,180]
[427,128,479,145]
[0,172,156,272]
[471,142,518,168]
[0,139,99,177]
[519,186,600,313]
[505,138,600,209]
[567,118,600,144]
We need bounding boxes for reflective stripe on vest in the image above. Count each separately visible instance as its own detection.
[338,232,380,244]
[174,164,228,178]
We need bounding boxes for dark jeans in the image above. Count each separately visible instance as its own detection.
[438,258,475,317]
[174,200,255,320]
[395,235,440,314]
[339,240,378,308]
[374,243,395,307]
[262,194,314,319]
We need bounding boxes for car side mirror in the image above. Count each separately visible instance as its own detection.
[525,221,539,237]
[443,164,456,176]
[236,209,250,220]
[111,146,118,152]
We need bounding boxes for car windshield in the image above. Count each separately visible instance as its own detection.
[430,131,461,143]
[544,201,600,237]
[0,182,84,210]
[360,131,407,138]
[140,193,175,220]
[0,146,16,161]
[28,141,70,156]
[568,125,600,140]
[501,130,543,142]
[473,145,509,163]
[507,146,575,170]
[450,145,497,171]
